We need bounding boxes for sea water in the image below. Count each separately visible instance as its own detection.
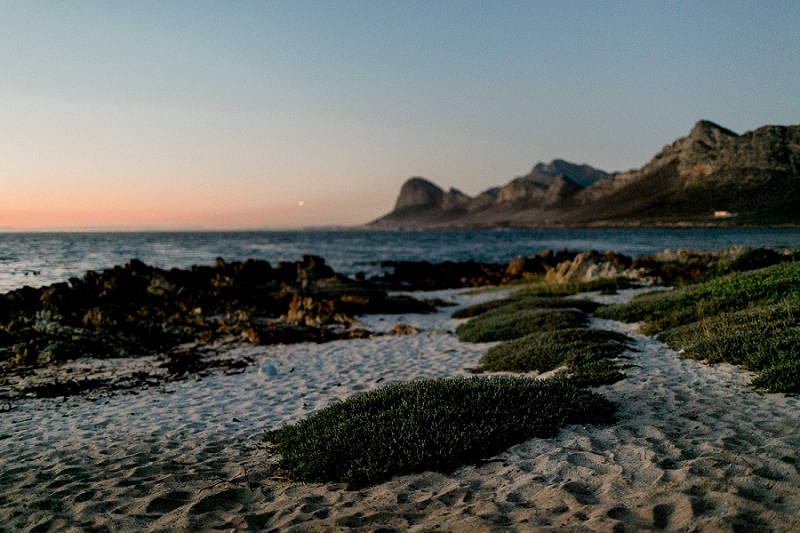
[2,228,800,293]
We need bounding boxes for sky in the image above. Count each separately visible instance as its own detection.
[1,1,799,230]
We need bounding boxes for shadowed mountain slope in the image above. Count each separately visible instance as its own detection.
[370,121,800,228]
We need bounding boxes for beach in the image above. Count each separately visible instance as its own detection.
[2,286,800,532]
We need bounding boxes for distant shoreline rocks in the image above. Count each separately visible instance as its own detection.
[1,246,795,377]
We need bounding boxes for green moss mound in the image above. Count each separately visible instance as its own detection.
[475,328,633,373]
[451,295,602,319]
[456,308,587,343]
[264,376,617,487]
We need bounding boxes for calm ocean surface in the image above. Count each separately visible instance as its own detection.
[2,228,800,293]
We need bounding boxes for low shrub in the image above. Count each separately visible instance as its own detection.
[553,359,630,388]
[656,303,799,352]
[684,329,800,370]
[517,277,634,297]
[264,376,617,487]
[595,262,800,333]
[597,262,800,393]
[451,295,602,319]
[456,308,587,343]
[474,328,633,373]
[751,361,800,393]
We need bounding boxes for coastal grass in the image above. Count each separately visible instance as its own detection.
[517,277,635,297]
[594,262,800,333]
[596,262,800,393]
[751,361,800,393]
[264,376,617,487]
[474,328,633,373]
[451,295,602,319]
[455,308,587,343]
[552,359,632,388]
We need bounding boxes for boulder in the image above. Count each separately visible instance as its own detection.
[547,250,629,284]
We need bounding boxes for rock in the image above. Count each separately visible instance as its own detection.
[258,362,278,377]
[244,322,324,345]
[10,342,37,366]
[505,256,535,278]
[286,294,354,327]
[546,250,630,284]
[338,328,373,339]
[0,256,418,368]
[387,324,420,336]
[296,255,336,287]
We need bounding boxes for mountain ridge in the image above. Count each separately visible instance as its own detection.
[369,121,800,228]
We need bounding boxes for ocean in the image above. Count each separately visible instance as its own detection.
[2,228,800,293]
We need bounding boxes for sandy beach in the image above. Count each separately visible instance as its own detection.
[2,287,800,533]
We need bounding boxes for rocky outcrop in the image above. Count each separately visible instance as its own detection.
[521,159,613,188]
[370,121,800,228]
[0,256,441,369]
[394,177,444,210]
[496,177,548,204]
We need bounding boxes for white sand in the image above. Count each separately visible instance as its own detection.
[2,287,800,532]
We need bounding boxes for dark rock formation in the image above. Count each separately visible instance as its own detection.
[520,159,613,188]
[370,121,800,228]
[394,177,444,210]
[0,255,438,370]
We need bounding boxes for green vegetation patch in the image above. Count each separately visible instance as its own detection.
[517,277,634,297]
[475,328,633,373]
[596,262,800,393]
[553,359,631,388]
[595,262,800,333]
[451,295,601,319]
[264,376,617,487]
[456,308,587,343]
[751,361,800,393]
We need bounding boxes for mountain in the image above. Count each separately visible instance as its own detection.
[369,121,800,228]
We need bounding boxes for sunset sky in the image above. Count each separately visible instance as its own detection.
[2,1,799,230]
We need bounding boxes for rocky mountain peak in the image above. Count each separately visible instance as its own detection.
[393,177,444,210]
[371,121,800,228]
[441,188,472,211]
[688,120,738,146]
[523,159,612,188]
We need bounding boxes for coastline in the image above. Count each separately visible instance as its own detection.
[2,286,800,532]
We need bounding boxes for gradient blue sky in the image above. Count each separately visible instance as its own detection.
[2,1,798,229]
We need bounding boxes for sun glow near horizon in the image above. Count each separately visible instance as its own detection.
[1,2,798,230]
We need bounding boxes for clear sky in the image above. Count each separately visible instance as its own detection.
[1,1,799,230]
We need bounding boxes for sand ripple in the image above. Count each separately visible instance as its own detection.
[2,288,800,532]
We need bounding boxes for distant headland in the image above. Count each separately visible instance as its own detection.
[369,121,800,228]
